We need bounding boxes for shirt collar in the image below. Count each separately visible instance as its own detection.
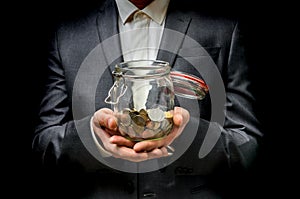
[115,0,170,25]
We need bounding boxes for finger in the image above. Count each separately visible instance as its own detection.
[173,113,183,126]
[173,106,190,126]
[95,127,111,139]
[93,118,119,136]
[160,147,169,156]
[110,146,149,162]
[147,147,169,160]
[109,135,135,148]
[108,144,170,162]
[133,139,164,152]
[94,128,116,151]
[93,109,117,131]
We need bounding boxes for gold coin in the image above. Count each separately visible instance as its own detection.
[132,115,146,126]
[164,111,173,119]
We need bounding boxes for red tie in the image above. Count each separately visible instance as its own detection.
[129,0,154,10]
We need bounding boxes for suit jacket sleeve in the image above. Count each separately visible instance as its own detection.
[32,31,108,172]
[201,22,263,171]
[221,22,263,169]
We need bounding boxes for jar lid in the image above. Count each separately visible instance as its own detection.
[170,71,209,100]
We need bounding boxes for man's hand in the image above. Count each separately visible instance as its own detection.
[92,108,170,162]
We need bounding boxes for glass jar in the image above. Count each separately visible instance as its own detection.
[105,60,175,141]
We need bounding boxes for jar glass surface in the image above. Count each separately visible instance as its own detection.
[108,60,175,141]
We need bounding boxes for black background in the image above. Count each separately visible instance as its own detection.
[5,0,297,198]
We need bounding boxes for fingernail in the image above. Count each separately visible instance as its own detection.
[108,118,116,130]
[168,152,173,156]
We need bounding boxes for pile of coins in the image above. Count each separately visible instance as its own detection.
[116,108,173,141]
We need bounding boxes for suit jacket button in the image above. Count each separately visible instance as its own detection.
[174,166,182,174]
[143,192,156,197]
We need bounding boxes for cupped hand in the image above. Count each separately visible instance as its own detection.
[110,106,190,153]
[92,108,169,162]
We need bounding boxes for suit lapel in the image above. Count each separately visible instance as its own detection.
[157,9,191,67]
[96,0,123,72]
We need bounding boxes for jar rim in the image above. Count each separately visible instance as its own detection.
[170,71,209,100]
[115,60,170,79]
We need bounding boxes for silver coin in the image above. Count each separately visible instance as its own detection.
[148,108,165,122]
[126,126,137,138]
[120,113,131,126]
[118,125,128,136]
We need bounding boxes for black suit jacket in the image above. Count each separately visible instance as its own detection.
[32,0,263,198]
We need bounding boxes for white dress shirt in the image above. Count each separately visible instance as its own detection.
[91,0,170,157]
[116,0,169,61]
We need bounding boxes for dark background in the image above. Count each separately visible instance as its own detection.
[5,0,297,198]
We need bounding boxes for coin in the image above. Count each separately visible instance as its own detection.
[132,121,145,135]
[146,121,161,130]
[153,131,165,139]
[117,107,174,141]
[126,126,137,138]
[120,113,131,126]
[132,115,146,126]
[160,119,169,130]
[129,110,138,118]
[118,125,128,136]
[139,109,148,116]
[142,129,156,139]
[164,111,173,119]
[139,109,149,121]
[148,108,165,122]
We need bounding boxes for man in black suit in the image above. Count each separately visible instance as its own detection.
[32,0,263,198]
